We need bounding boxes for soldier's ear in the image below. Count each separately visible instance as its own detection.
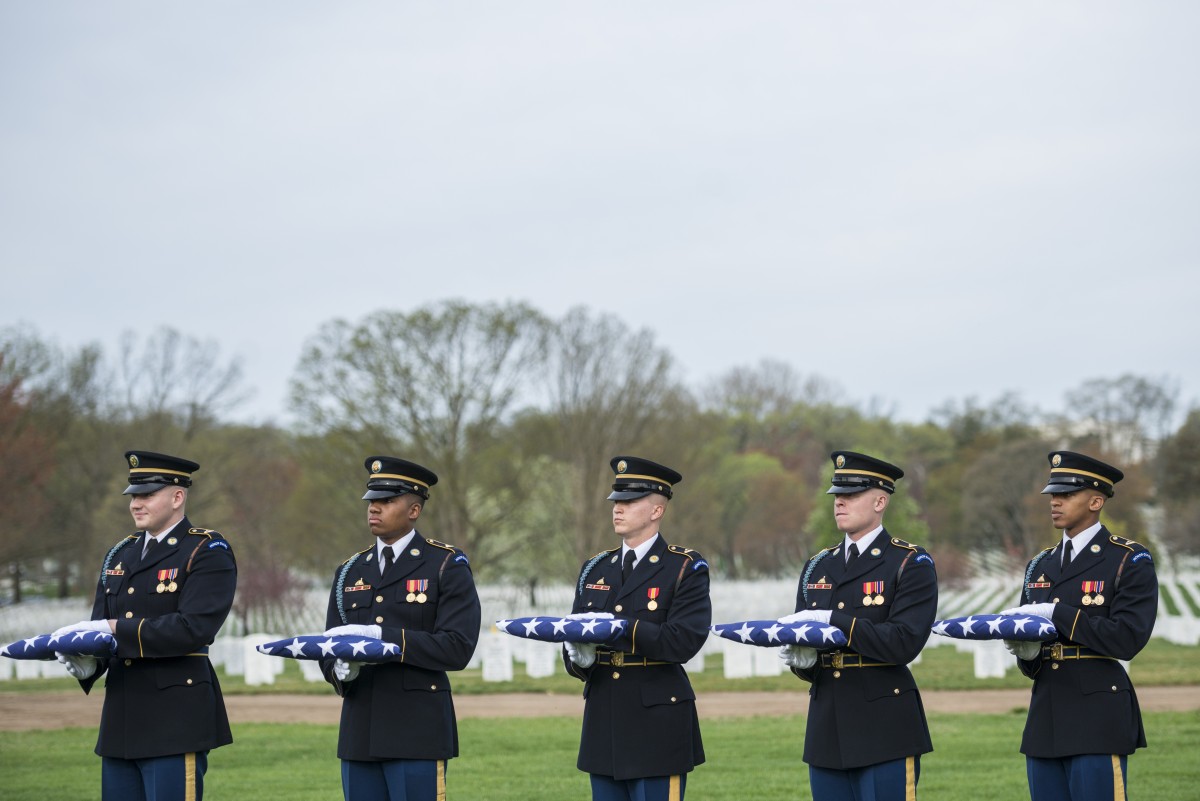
[1088,494,1106,513]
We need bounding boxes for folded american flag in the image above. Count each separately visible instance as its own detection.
[1,631,117,660]
[932,614,1056,642]
[256,635,402,663]
[495,616,627,644]
[710,620,848,648]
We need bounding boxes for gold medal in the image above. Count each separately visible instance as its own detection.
[416,592,427,604]
[156,582,166,593]
[1092,594,1104,606]
[874,594,885,605]
[167,581,178,592]
[406,592,417,603]
[864,595,874,606]
[1081,595,1092,606]
[647,600,658,611]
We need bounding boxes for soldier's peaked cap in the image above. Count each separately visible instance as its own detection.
[827,451,903,495]
[363,456,438,500]
[607,456,682,501]
[1041,451,1123,498]
[123,450,200,495]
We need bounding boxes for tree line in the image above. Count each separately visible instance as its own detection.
[2,301,1196,617]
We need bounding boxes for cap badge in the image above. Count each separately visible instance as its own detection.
[617,460,628,473]
[836,455,846,468]
[1052,454,1062,467]
[371,460,382,473]
[129,455,139,467]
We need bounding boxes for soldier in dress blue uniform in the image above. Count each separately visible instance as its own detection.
[563,456,711,801]
[999,451,1158,801]
[321,456,481,801]
[778,451,938,801]
[53,450,237,801]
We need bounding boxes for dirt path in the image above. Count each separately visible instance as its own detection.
[3,686,1199,732]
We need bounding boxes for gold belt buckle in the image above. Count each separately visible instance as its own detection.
[831,651,844,670]
[1049,643,1063,661]
[611,652,624,667]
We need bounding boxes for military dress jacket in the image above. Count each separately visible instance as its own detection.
[564,535,711,781]
[322,531,481,762]
[790,530,937,770]
[1014,527,1158,758]
[80,516,237,760]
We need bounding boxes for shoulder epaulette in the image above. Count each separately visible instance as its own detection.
[188,527,219,538]
[1109,534,1144,551]
[341,546,373,566]
[424,538,459,554]
[890,537,919,551]
[667,544,698,559]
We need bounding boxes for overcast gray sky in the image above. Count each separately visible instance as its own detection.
[2,3,1197,427]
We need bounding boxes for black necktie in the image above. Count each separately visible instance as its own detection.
[143,536,158,559]
[845,543,860,568]
[622,550,636,582]
[381,547,395,577]
[1062,540,1073,567]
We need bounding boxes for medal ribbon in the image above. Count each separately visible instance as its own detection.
[158,569,170,581]
[647,587,660,601]
[862,581,883,595]
[407,580,418,593]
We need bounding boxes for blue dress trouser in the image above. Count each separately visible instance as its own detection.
[102,752,208,801]
[809,756,920,801]
[341,758,444,801]
[1027,754,1127,801]
[590,773,687,801]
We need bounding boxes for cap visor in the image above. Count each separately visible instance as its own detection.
[124,483,165,496]
[826,486,867,495]
[607,490,651,501]
[1041,483,1079,495]
[362,489,406,500]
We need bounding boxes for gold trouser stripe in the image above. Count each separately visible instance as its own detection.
[436,759,446,801]
[669,774,681,801]
[185,752,197,801]
[905,755,916,800]
[1112,755,1125,800]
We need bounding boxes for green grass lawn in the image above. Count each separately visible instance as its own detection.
[1,711,1197,800]
[3,637,1197,695]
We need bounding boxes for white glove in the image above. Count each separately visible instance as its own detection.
[333,658,362,682]
[1004,640,1043,661]
[778,610,833,625]
[565,642,597,668]
[324,624,382,639]
[56,652,99,680]
[778,644,818,669]
[565,612,615,620]
[998,603,1057,619]
[51,620,111,639]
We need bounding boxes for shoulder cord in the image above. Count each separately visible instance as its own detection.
[100,538,136,588]
[1023,549,1053,602]
[335,552,363,625]
[800,549,832,606]
[577,551,610,596]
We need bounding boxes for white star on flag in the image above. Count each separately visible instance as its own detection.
[350,640,370,656]
[551,619,569,635]
[22,637,40,652]
[792,624,812,642]
[49,632,64,644]
[735,622,756,642]
[958,616,978,635]
[495,619,513,631]
[286,638,307,657]
[522,618,543,636]
[932,621,949,635]
[821,626,840,643]
[762,623,783,643]
[987,618,1005,634]
[580,619,600,635]
[1037,622,1054,637]
[609,619,626,633]
[72,631,89,642]
[318,638,338,656]
[1012,616,1033,632]
[381,642,398,655]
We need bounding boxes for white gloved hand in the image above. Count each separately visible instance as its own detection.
[56,652,99,680]
[565,642,597,668]
[1003,640,1043,661]
[778,644,818,669]
[333,658,362,682]
[51,620,111,639]
[324,624,382,639]
[565,612,615,620]
[998,603,1057,619]
[778,610,833,625]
